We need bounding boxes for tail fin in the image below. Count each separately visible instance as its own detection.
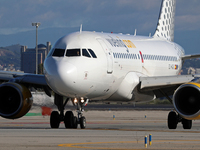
[153,0,176,41]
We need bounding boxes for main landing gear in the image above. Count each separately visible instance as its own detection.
[167,111,192,129]
[50,94,87,129]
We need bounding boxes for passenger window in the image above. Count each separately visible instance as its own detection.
[138,54,140,59]
[66,49,80,57]
[88,49,97,58]
[52,49,65,57]
[82,49,91,58]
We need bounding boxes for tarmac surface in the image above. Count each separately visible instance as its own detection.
[0,109,200,150]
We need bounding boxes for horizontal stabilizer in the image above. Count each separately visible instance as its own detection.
[181,54,200,60]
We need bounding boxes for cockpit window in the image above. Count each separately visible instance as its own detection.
[88,49,97,58]
[66,49,81,57]
[82,49,91,58]
[52,49,65,57]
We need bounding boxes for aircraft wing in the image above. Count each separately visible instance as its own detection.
[139,75,196,102]
[0,71,51,96]
[139,75,194,91]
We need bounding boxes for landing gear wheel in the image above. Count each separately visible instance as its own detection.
[64,111,74,128]
[50,111,60,128]
[182,118,192,129]
[73,116,78,129]
[168,111,178,129]
[80,116,86,129]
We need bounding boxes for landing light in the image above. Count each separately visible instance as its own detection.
[81,97,84,103]
[74,98,78,104]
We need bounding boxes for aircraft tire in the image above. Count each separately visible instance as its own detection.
[50,111,60,128]
[80,116,86,129]
[64,111,74,128]
[182,118,192,129]
[73,116,78,129]
[168,111,178,129]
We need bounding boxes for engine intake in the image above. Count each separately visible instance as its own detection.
[173,82,200,120]
[0,82,33,119]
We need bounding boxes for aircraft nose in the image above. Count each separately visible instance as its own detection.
[44,57,77,95]
[58,62,78,90]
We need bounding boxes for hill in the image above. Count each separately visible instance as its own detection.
[0,44,21,69]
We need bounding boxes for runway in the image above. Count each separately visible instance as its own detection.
[0,110,200,150]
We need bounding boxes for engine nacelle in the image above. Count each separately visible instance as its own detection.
[173,82,200,120]
[0,82,33,119]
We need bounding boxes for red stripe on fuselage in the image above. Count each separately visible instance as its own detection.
[139,51,144,63]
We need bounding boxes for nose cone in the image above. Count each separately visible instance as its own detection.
[44,57,77,96]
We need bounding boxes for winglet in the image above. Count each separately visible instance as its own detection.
[153,0,176,41]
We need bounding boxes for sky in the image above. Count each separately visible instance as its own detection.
[0,0,200,54]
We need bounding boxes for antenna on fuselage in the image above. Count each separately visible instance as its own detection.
[134,29,137,36]
[149,33,151,37]
[80,24,82,33]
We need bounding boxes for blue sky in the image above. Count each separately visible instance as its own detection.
[0,0,200,54]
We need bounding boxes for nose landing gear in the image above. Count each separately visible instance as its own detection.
[73,97,88,129]
[50,94,87,129]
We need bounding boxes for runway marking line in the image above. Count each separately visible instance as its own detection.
[59,141,143,150]
[5,122,50,124]
[58,139,200,150]
[86,128,200,133]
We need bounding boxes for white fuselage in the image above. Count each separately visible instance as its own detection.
[44,31,184,102]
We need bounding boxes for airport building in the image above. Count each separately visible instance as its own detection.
[21,42,51,73]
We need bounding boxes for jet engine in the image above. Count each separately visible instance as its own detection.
[0,82,33,119]
[173,82,200,120]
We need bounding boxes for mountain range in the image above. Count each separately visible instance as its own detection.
[0,27,79,48]
[0,44,21,68]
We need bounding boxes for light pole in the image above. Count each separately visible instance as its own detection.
[32,22,40,74]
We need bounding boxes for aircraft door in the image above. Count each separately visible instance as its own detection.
[97,39,113,74]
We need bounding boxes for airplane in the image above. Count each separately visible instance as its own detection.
[0,0,200,130]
